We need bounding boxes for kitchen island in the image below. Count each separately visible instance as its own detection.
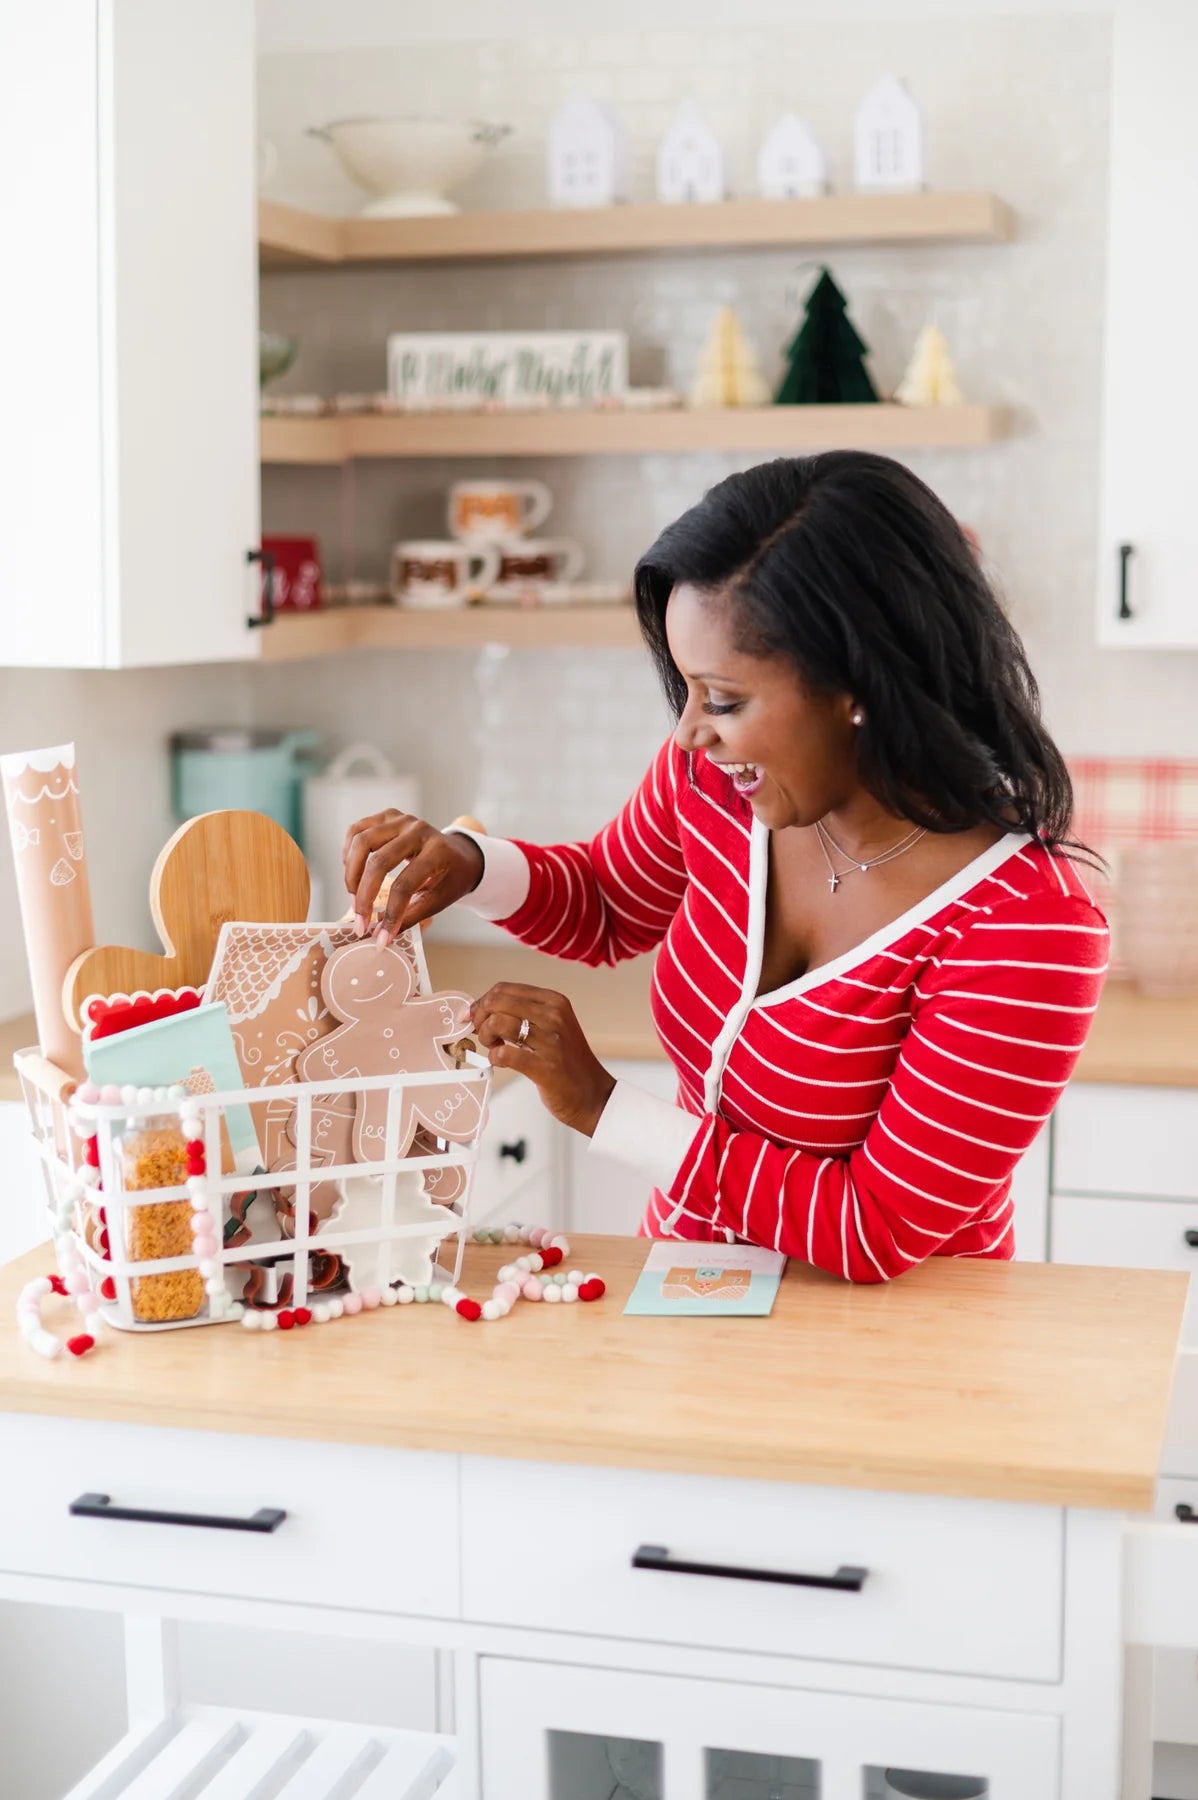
[0,1234,1191,1799]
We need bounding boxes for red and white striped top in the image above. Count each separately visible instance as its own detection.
[465,739,1109,1282]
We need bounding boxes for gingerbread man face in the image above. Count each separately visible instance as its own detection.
[321,940,416,1026]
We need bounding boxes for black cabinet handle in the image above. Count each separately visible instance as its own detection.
[1184,1230,1198,1249]
[1176,1504,1198,1523]
[1117,542,1134,620]
[246,547,277,628]
[499,1138,528,1164]
[633,1543,867,1592]
[70,1492,286,1534]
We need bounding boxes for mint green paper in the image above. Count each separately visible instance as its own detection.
[623,1242,786,1317]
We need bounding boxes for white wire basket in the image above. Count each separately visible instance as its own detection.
[15,1047,492,1333]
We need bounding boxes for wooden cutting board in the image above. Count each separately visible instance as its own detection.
[63,810,310,1030]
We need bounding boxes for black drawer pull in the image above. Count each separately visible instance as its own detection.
[1117,542,1134,620]
[1184,1230,1198,1249]
[633,1543,867,1592]
[499,1138,528,1164]
[1176,1504,1197,1524]
[70,1492,286,1534]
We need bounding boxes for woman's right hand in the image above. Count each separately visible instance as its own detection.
[342,811,485,945]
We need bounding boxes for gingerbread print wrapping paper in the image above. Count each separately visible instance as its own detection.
[1,743,95,1081]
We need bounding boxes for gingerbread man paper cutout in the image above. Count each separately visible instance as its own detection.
[296,941,485,1169]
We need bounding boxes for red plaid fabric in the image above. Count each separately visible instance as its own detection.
[1068,759,1198,972]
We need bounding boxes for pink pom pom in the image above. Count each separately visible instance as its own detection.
[192,1236,218,1260]
[360,1288,382,1309]
[99,1085,123,1105]
[66,1334,95,1357]
[495,1282,520,1305]
[76,1292,98,1316]
[342,1293,363,1316]
[76,1083,100,1105]
[65,1269,89,1297]
[529,1227,547,1246]
[521,1277,543,1301]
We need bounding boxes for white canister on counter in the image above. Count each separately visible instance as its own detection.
[302,745,420,921]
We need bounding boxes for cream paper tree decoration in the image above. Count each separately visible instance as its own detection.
[894,323,964,405]
[690,307,770,408]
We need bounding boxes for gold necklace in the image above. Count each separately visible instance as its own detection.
[814,817,928,895]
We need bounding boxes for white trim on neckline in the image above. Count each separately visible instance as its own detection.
[752,826,1034,1008]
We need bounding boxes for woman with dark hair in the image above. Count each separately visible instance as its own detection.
[344,452,1107,1282]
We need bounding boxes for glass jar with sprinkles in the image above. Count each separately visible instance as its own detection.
[120,1121,206,1324]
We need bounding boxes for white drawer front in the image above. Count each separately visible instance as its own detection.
[1053,1084,1198,1198]
[470,1078,557,1227]
[1050,1192,1198,1343]
[461,1458,1062,1679]
[0,1414,458,1616]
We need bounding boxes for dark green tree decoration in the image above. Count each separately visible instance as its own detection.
[775,267,878,405]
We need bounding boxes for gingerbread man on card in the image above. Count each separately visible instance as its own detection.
[297,941,485,1166]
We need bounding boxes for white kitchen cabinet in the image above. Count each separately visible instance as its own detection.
[470,1077,563,1233]
[1098,1,1198,647]
[478,1655,1060,1800]
[0,0,260,669]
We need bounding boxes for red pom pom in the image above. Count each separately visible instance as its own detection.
[185,1139,205,1158]
[100,1277,116,1301]
[185,1153,206,1176]
[47,1273,67,1296]
[293,1307,312,1327]
[82,1137,100,1168]
[66,1334,95,1357]
[539,1245,563,1268]
[276,1309,295,1330]
[455,1297,483,1321]
[579,1278,606,1301]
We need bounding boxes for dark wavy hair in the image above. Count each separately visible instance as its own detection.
[634,451,1083,853]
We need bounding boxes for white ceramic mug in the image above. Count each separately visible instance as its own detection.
[449,479,553,542]
[489,537,585,595]
[391,539,501,608]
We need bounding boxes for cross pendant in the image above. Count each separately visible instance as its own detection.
[828,873,840,894]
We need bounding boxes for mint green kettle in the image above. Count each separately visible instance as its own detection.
[169,729,320,847]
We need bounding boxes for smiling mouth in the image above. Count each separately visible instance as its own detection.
[720,762,764,797]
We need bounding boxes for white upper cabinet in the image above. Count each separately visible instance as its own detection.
[0,0,260,668]
[1098,2,1198,647]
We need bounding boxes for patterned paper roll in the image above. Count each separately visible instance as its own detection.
[1,744,95,1080]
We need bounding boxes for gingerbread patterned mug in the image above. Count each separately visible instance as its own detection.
[449,479,553,542]
[489,537,585,596]
[391,539,501,608]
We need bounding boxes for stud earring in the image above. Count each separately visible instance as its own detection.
[851,710,864,726]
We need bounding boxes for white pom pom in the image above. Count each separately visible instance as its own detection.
[228,1302,244,1320]
[311,1303,330,1324]
[204,1277,225,1298]
[198,1259,218,1278]
[79,1164,101,1189]
[543,1283,562,1303]
[186,1176,207,1200]
[567,1270,584,1285]
[561,1283,579,1302]
[527,1252,544,1272]
[502,1225,520,1243]
[326,1298,343,1320]
[135,1087,154,1109]
[441,1287,462,1309]
[167,1084,186,1103]
[241,1310,261,1330]
[380,1288,398,1307]
[548,1234,570,1253]
[120,1085,138,1107]
[481,1299,502,1321]
[259,1310,278,1331]
[397,1287,414,1305]
[152,1087,169,1107]
[514,1255,532,1273]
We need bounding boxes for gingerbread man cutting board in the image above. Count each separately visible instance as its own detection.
[64,811,311,1033]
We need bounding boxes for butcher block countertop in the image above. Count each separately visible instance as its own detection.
[2,964,1196,1102]
[0,1236,1186,1511]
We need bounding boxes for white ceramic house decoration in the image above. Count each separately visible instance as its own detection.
[854,74,924,192]
[548,90,629,208]
[657,101,725,205]
[757,113,828,199]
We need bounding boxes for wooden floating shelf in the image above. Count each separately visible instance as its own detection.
[261,405,1009,466]
[259,192,1013,269]
[257,604,642,662]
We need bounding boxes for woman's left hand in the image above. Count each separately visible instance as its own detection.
[468,983,616,1137]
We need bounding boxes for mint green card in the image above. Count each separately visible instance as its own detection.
[623,1242,787,1317]
[84,1002,262,1172]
